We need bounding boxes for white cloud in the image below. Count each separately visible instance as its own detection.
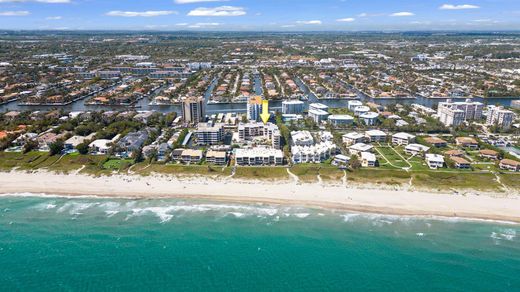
[0,10,30,16]
[295,20,322,25]
[187,6,246,16]
[439,4,480,10]
[174,0,228,3]
[175,22,189,26]
[106,11,177,17]
[390,12,415,17]
[281,24,296,28]
[195,22,220,25]
[188,22,221,28]
[145,24,169,29]
[46,16,62,20]
[337,17,355,22]
[0,0,70,3]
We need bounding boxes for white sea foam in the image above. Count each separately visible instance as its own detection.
[129,207,175,223]
[491,229,516,242]
[105,210,119,217]
[416,233,425,237]
[341,214,361,222]
[56,202,98,215]
[32,202,57,210]
[3,192,520,226]
[228,212,246,218]
[294,213,310,218]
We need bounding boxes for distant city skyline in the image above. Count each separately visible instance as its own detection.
[0,0,518,31]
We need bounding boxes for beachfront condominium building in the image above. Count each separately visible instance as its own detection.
[182,96,205,123]
[291,141,337,164]
[195,123,225,145]
[235,147,284,166]
[437,99,483,127]
[282,100,305,115]
[246,95,263,121]
[486,107,516,129]
[238,121,281,149]
[291,130,314,146]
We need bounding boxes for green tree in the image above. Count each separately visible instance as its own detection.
[49,141,64,156]
[76,143,89,155]
[23,140,39,154]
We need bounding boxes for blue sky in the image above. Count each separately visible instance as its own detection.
[0,0,518,31]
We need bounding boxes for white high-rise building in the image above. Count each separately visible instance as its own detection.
[195,123,224,145]
[181,96,205,123]
[246,95,263,121]
[437,99,483,126]
[486,107,516,129]
[238,122,281,149]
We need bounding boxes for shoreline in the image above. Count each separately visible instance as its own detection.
[1,170,520,223]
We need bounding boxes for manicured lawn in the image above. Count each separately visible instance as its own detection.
[375,146,410,168]
[103,159,134,170]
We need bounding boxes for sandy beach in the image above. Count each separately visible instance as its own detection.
[0,170,519,223]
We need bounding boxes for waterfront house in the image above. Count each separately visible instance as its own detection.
[425,154,444,169]
[479,149,499,160]
[206,150,227,166]
[499,159,520,172]
[180,149,203,164]
[89,139,112,155]
[455,137,479,149]
[392,132,416,146]
[349,143,374,156]
[342,132,365,146]
[423,137,447,148]
[405,144,430,156]
[332,154,350,166]
[451,156,471,169]
[364,130,387,143]
[445,149,465,157]
[360,152,377,167]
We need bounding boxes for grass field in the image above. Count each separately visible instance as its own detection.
[103,159,134,170]
[375,146,410,168]
[234,166,289,181]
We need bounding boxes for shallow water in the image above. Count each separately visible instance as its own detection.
[0,195,519,291]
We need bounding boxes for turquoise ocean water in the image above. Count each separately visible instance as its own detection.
[0,195,519,291]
